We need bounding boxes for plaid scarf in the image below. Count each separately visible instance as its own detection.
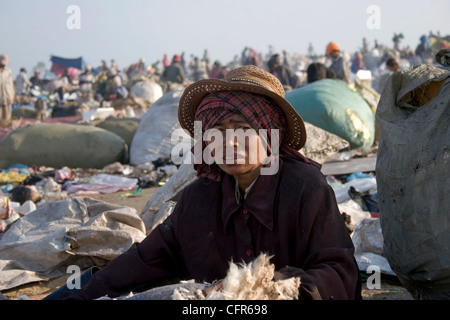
[193,91,319,181]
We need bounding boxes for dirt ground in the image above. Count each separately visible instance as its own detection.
[1,186,414,300]
[86,186,160,214]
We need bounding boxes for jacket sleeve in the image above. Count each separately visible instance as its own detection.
[60,206,186,300]
[281,173,362,300]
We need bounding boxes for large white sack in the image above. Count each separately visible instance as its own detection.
[0,197,146,291]
[129,89,192,165]
[129,80,163,104]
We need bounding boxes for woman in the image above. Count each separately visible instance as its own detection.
[61,65,361,300]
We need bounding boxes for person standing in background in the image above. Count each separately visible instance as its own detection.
[30,70,44,89]
[162,54,185,84]
[163,53,170,69]
[325,42,351,84]
[0,54,15,125]
[351,52,364,74]
[78,65,95,100]
[267,53,301,91]
[14,68,31,96]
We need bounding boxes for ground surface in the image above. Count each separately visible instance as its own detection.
[88,186,159,214]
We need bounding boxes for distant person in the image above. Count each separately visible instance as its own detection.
[110,59,119,71]
[267,53,300,90]
[161,54,185,84]
[407,50,422,67]
[209,60,222,79]
[362,38,370,54]
[351,52,363,74]
[191,56,201,81]
[103,68,123,100]
[306,62,327,84]
[30,70,44,89]
[392,33,403,51]
[325,42,351,83]
[180,52,187,73]
[100,60,108,72]
[78,65,95,99]
[242,47,260,66]
[191,56,208,82]
[376,58,401,94]
[385,58,401,73]
[325,68,337,79]
[203,49,211,75]
[415,35,433,64]
[162,54,170,69]
[14,68,32,95]
[0,54,15,124]
[137,58,146,75]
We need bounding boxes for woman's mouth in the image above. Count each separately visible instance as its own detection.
[222,153,246,164]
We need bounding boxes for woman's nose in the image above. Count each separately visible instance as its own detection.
[222,129,238,147]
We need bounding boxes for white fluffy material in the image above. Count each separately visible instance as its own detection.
[173,253,301,300]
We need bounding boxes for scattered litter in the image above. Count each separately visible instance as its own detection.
[0,172,29,184]
[54,166,73,182]
[119,188,143,198]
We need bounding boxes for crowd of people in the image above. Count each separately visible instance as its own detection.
[1,31,448,127]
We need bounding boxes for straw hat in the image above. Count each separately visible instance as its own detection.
[178,65,307,150]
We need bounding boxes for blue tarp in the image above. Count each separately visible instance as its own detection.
[50,56,85,70]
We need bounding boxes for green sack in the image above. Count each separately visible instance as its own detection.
[285,79,376,151]
[0,123,128,169]
[95,117,141,150]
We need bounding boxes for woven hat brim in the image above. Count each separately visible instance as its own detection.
[178,79,307,150]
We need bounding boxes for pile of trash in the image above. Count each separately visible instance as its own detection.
[0,159,178,235]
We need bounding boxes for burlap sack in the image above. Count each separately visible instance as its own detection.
[0,122,128,169]
[95,117,140,150]
[376,64,450,299]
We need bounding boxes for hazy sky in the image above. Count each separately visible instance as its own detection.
[1,0,449,75]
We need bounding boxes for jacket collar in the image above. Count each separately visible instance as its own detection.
[221,159,284,232]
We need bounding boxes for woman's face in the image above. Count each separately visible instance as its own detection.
[208,113,267,179]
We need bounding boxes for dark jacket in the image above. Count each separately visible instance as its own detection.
[161,62,185,84]
[62,157,362,300]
